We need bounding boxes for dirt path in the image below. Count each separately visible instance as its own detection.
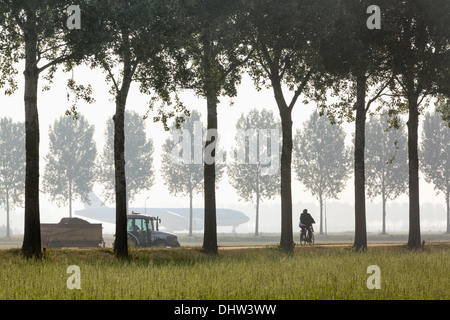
[218,242,435,250]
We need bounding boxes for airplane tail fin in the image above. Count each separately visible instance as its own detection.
[84,193,105,209]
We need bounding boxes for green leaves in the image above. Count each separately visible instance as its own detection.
[365,111,408,201]
[65,78,95,119]
[420,111,450,197]
[293,111,351,201]
[0,118,25,210]
[228,108,281,203]
[179,0,253,100]
[97,110,155,205]
[42,113,97,214]
[436,101,450,128]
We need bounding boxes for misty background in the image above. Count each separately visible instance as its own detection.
[0,65,447,236]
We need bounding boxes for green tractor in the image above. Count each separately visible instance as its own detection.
[127,212,180,248]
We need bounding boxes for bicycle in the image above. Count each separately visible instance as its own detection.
[300,226,315,246]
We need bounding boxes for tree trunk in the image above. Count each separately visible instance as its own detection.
[319,193,323,235]
[203,94,218,254]
[382,184,386,235]
[6,189,10,239]
[382,196,387,235]
[254,167,260,236]
[69,178,72,218]
[279,108,294,252]
[113,86,132,258]
[189,189,193,237]
[406,96,421,249]
[201,32,218,255]
[21,20,42,258]
[113,28,136,258]
[255,184,260,237]
[353,74,367,252]
[446,191,449,234]
[269,78,294,252]
[114,95,128,258]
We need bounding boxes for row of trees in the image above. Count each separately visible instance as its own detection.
[1,0,449,257]
[2,108,448,239]
[165,108,449,238]
[0,112,153,236]
[43,112,155,218]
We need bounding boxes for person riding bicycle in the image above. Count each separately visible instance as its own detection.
[299,209,315,242]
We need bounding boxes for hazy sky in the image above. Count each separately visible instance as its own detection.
[0,64,446,233]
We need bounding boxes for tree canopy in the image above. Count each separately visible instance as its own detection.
[0,0,102,258]
[1,0,449,257]
[244,0,336,252]
[161,110,224,236]
[97,110,155,207]
[293,111,351,234]
[382,0,450,248]
[365,111,408,234]
[0,118,25,238]
[43,114,97,218]
[420,111,450,233]
[227,108,281,236]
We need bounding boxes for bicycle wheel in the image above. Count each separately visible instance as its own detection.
[300,231,307,246]
[310,232,315,245]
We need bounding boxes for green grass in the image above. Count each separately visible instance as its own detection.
[176,232,450,246]
[0,244,449,300]
[4,232,450,248]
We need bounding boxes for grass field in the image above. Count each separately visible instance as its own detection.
[175,232,450,246]
[3,232,450,248]
[0,243,449,300]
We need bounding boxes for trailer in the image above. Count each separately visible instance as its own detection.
[41,217,103,248]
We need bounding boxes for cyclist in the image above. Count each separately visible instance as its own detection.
[299,209,315,242]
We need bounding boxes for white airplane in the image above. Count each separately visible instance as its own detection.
[74,193,250,233]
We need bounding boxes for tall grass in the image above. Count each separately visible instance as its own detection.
[0,245,449,299]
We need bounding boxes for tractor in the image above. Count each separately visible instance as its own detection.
[126,212,180,248]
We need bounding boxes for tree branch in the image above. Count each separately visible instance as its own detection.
[259,44,277,77]
[102,62,120,93]
[288,70,312,110]
[365,76,394,112]
[37,54,71,73]
[223,48,255,79]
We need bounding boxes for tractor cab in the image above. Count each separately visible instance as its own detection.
[126,212,180,248]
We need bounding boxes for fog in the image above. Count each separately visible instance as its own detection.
[0,67,447,236]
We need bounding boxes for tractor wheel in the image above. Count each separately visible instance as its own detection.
[127,234,138,248]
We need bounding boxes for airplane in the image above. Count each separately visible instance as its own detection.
[74,193,250,233]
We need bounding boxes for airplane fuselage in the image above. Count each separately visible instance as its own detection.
[75,207,250,232]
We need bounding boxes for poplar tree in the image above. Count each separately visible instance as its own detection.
[384,0,450,248]
[97,111,155,210]
[161,110,224,236]
[420,111,450,233]
[318,0,393,251]
[80,0,188,257]
[180,0,252,254]
[0,0,99,257]
[293,111,351,235]
[0,118,25,238]
[227,108,281,236]
[244,0,335,251]
[365,112,408,234]
[43,114,97,218]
